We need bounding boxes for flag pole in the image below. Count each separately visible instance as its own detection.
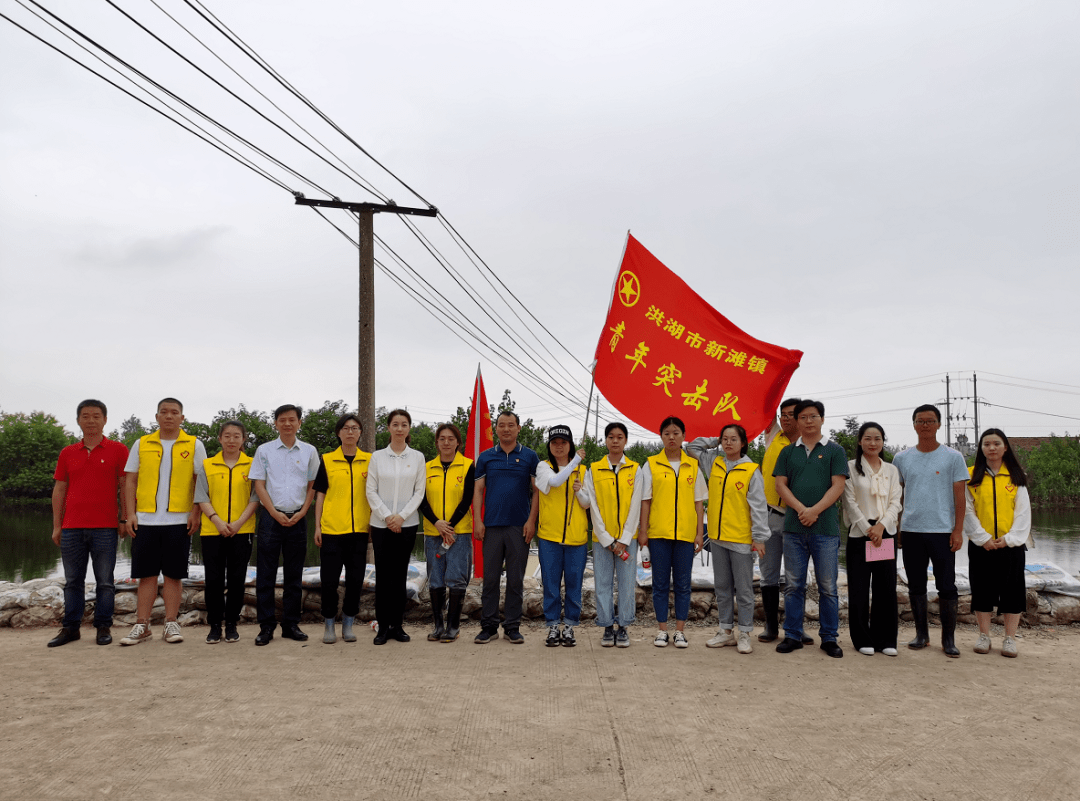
[582,361,597,443]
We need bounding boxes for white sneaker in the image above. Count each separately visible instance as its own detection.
[858,646,875,656]
[673,631,689,649]
[1001,636,1018,658]
[974,633,991,654]
[736,631,753,654]
[653,630,670,647]
[882,647,898,657]
[706,630,736,648]
[120,622,152,646]
[163,620,184,644]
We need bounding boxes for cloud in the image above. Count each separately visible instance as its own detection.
[72,225,231,270]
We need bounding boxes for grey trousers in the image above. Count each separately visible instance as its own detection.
[712,545,756,632]
[759,509,786,587]
[480,525,529,632]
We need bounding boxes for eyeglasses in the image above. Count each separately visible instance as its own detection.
[797,415,821,423]
[779,413,795,420]
[913,420,938,427]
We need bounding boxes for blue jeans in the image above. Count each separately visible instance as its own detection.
[61,528,118,628]
[649,538,694,623]
[537,537,587,627]
[782,531,839,643]
[424,532,472,591]
[593,540,637,628]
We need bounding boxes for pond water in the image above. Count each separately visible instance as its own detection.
[3,507,1080,584]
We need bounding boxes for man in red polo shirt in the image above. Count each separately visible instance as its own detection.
[49,399,129,647]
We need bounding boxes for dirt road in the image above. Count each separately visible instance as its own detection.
[2,622,1078,801]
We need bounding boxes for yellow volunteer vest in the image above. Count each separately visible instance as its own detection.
[969,465,1017,540]
[422,452,474,537]
[761,432,791,508]
[590,458,639,543]
[136,430,197,514]
[199,453,256,536]
[538,462,589,546]
[645,452,700,543]
[707,460,759,544]
[320,448,373,535]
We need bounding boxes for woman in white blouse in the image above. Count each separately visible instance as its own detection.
[366,409,426,645]
[964,429,1031,658]
[841,422,903,656]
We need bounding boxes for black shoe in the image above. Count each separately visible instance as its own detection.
[561,626,576,647]
[255,628,274,646]
[474,628,498,644]
[820,641,844,659]
[615,627,630,648]
[776,637,804,653]
[47,626,80,648]
[908,593,930,649]
[281,624,308,641]
[390,628,411,643]
[546,625,562,647]
[801,634,814,645]
[505,630,525,644]
[428,587,446,641]
[940,598,960,658]
[224,624,240,643]
[373,629,389,645]
[601,626,616,647]
[442,590,464,642]
[96,627,112,646]
[206,625,222,644]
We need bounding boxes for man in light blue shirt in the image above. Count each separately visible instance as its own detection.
[893,404,969,658]
[249,404,319,646]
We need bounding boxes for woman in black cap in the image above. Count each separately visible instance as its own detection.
[535,425,590,647]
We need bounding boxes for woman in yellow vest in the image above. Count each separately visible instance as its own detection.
[313,414,372,644]
[640,416,706,649]
[688,423,769,654]
[964,428,1031,658]
[195,420,258,644]
[535,425,590,647]
[418,423,474,643]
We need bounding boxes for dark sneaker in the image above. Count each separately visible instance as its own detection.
[561,626,576,647]
[616,627,630,648]
[474,628,498,644]
[505,630,525,644]
[546,625,562,647]
[224,624,239,643]
[205,626,222,644]
[601,626,615,647]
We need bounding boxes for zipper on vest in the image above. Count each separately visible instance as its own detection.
[349,460,356,533]
[673,462,680,540]
[562,469,573,544]
[227,464,234,523]
[991,473,998,539]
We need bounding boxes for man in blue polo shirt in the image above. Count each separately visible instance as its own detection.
[472,410,540,644]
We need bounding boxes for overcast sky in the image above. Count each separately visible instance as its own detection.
[2,1,1078,449]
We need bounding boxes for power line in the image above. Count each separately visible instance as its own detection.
[983,403,1080,423]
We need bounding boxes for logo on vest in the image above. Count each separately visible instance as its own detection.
[735,482,745,491]
[1006,485,1016,493]
[181,451,190,459]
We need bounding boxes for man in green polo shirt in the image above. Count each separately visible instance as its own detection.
[772,399,849,658]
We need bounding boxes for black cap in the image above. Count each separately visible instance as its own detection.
[547,424,575,448]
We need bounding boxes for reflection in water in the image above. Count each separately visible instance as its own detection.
[0,508,427,583]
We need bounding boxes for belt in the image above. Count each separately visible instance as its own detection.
[274,507,302,515]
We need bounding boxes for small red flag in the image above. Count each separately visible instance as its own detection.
[592,234,802,441]
[464,366,494,578]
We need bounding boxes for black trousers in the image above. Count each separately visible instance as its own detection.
[371,525,417,632]
[900,531,958,601]
[201,532,252,626]
[320,531,368,619]
[846,532,897,651]
[255,513,307,629]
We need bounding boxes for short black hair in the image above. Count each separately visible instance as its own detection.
[496,410,520,426]
[658,416,685,436]
[77,399,107,417]
[912,404,941,423]
[334,413,362,437]
[604,421,628,438]
[794,399,824,418]
[779,397,802,412]
[158,397,183,413]
[274,404,303,421]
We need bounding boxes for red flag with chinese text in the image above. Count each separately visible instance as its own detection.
[592,234,802,441]
[464,366,494,578]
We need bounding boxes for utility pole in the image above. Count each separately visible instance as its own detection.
[973,372,979,442]
[945,373,952,447]
[295,196,437,451]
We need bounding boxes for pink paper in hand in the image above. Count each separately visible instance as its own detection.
[866,538,895,562]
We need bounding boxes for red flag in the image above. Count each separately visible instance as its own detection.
[464,366,494,578]
[592,234,802,441]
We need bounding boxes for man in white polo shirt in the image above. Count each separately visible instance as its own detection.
[249,404,320,646]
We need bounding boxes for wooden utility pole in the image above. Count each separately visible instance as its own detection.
[295,196,437,451]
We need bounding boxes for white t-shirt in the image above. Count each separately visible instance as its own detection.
[125,436,207,526]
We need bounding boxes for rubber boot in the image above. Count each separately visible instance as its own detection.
[758,586,780,643]
[940,598,960,658]
[323,618,337,644]
[341,616,357,642]
[443,589,465,642]
[428,588,446,642]
[907,594,930,649]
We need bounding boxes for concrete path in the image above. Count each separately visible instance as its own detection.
[2,622,1078,800]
